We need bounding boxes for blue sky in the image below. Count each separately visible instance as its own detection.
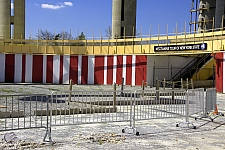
[25,0,193,39]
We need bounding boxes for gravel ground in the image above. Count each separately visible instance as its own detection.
[0,84,224,150]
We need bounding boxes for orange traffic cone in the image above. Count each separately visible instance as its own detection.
[213,104,218,115]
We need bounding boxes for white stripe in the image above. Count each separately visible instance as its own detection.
[132,55,136,86]
[14,54,22,83]
[0,54,5,82]
[53,55,60,84]
[78,55,82,84]
[43,55,47,83]
[88,56,95,84]
[25,54,33,83]
[63,55,70,84]
[223,53,225,93]
[123,56,127,85]
[104,56,107,85]
[113,56,117,84]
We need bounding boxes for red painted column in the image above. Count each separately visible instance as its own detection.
[116,56,123,84]
[59,55,64,84]
[69,56,78,84]
[46,55,53,83]
[32,55,43,83]
[215,53,224,93]
[21,55,26,83]
[5,54,15,83]
[94,56,104,84]
[107,56,114,85]
[81,56,88,84]
[135,55,147,85]
[126,55,132,85]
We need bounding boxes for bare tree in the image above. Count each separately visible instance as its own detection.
[36,29,74,40]
[59,31,73,40]
[105,26,112,39]
[37,30,54,40]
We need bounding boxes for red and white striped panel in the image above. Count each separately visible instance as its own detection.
[215,52,225,93]
[0,54,147,86]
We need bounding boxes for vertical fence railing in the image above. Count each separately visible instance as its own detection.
[187,88,205,117]
[123,89,190,135]
[205,88,217,116]
[0,88,217,141]
[49,90,133,127]
[0,93,52,142]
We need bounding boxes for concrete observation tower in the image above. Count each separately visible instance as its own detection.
[191,0,225,32]
[0,0,25,39]
[112,0,137,39]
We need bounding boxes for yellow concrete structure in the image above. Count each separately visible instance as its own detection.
[0,30,225,55]
[191,58,216,81]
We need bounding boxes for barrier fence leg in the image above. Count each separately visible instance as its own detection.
[113,83,117,111]
[172,82,175,101]
[163,78,166,90]
[122,92,139,136]
[142,80,145,97]
[181,78,183,89]
[176,91,196,129]
[121,78,124,96]
[43,96,53,144]
[156,77,159,100]
[191,79,194,89]
[186,78,189,90]
[68,79,73,104]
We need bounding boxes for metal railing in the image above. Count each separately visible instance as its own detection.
[0,94,51,142]
[0,88,218,142]
[49,90,133,127]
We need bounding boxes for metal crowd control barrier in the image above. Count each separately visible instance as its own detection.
[48,90,133,138]
[1,88,219,143]
[187,88,205,117]
[0,93,51,142]
[123,89,188,135]
[175,88,205,129]
[195,88,224,121]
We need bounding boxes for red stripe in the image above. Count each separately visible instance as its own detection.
[69,56,78,84]
[46,55,53,83]
[116,56,123,84]
[107,56,113,84]
[126,56,132,85]
[81,56,88,84]
[135,55,147,85]
[94,56,104,84]
[215,53,224,92]
[32,55,43,83]
[59,55,64,84]
[22,55,26,83]
[5,54,15,83]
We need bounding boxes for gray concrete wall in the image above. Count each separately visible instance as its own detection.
[0,0,11,39]
[198,0,216,32]
[215,0,225,29]
[147,56,196,86]
[112,0,136,39]
[13,0,25,39]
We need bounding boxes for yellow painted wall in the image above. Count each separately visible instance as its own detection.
[0,30,225,55]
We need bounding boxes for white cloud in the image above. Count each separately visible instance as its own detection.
[11,3,14,9]
[41,4,65,10]
[64,2,73,6]
[40,2,73,10]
